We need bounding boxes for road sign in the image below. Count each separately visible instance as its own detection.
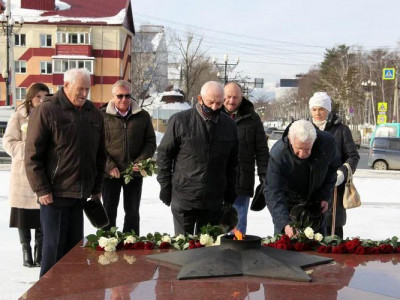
[383,68,395,80]
[377,114,387,124]
[378,102,388,112]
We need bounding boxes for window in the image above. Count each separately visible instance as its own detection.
[56,32,90,45]
[15,61,27,73]
[40,34,52,47]
[16,88,27,100]
[40,61,52,74]
[14,34,26,46]
[376,126,398,138]
[53,59,93,73]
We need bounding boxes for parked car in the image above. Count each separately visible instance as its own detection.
[368,137,400,170]
[267,130,284,150]
[264,126,278,138]
[351,130,361,149]
[369,123,400,147]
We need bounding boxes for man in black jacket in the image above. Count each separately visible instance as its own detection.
[223,82,269,233]
[25,68,106,277]
[157,81,239,235]
[101,80,156,234]
[264,120,340,237]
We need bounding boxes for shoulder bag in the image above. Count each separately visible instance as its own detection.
[343,163,361,209]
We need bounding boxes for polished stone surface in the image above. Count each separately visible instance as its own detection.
[21,243,400,300]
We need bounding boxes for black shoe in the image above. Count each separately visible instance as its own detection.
[22,243,34,268]
[33,243,42,267]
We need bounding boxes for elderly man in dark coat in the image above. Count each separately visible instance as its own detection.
[264,120,341,237]
[157,81,238,235]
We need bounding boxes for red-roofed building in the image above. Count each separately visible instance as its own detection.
[0,0,134,106]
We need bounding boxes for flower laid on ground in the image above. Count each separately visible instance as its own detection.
[123,158,157,184]
[86,225,400,255]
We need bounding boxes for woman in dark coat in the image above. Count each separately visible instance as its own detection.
[309,92,360,238]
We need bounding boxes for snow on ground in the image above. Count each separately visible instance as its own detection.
[0,168,399,299]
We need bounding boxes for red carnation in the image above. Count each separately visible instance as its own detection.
[145,242,155,250]
[294,242,306,251]
[188,240,195,245]
[395,246,400,253]
[345,240,358,253]
[195,242,203,248]
[96,245,105,251]
[379,244,394,254]
[133,241,145,249]
[188,244,196,249]
[286,243,294,250]
[317,245,331,253]
[370,247,380,254]
[280,235,291,244]
[332,245,344,254]
[116,241,124,250]
[123,243,135,250]
[159,242,170,249]
[276,243,287,250]
[354,245,366,255]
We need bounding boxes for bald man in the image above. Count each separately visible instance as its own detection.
[223,82,269,234]
[157,81,239,235]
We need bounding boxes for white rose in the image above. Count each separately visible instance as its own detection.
[175,234,185,242]
[124,235,137,244]
[161,235,172,244]
[98,237,109,248]
[21,123,28,133]
[314,233,324,242]
[104,244,116,252]
[304,227,314,240]
[109,237,119,247]
[199,234,214,247]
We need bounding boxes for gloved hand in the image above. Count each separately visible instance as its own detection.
[335,170,345,186]
[159,189,171,206]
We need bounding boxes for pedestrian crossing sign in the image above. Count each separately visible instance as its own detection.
[377,114,387,124]
[383,68,395,80]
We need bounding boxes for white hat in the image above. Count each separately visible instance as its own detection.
[309,92,331,112]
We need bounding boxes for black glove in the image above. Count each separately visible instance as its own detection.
[159,188,171,207]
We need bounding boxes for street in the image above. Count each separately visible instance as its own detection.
[357,147,369,169]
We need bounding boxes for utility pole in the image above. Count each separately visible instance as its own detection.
[393,65,399,122]
[213,54,239,84]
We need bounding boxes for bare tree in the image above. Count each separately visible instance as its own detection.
[172,31,218,101]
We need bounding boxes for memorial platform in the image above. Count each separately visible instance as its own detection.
[21,241,400,299]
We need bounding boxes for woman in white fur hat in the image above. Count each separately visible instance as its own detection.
[309,92,360,238]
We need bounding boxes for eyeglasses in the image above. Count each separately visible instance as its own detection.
[115,94,131,99]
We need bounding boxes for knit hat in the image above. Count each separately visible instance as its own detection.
[309,92,331,112]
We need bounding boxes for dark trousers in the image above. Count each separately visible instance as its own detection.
[171,203,223,235]
[40,201,83,277]
[102,176,143,234]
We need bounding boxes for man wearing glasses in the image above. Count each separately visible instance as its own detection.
[101,80,156,234]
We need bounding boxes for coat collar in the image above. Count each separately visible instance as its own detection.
[105,99,142,116]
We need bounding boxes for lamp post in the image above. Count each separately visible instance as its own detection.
[1,0,24,106]
[213,54,239,84]
[361,80,377,125]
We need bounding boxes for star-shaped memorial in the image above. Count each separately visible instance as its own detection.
[147,235,333,282]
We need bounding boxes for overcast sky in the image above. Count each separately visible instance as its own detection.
[132,0,400,85]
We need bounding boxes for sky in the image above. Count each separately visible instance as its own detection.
[132,0,400,85]
[1,167,400,298]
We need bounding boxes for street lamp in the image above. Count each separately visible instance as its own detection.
[361,80,377,125]
[1,0,24,106]
[213,54,239,84]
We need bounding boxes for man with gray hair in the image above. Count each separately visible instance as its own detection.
[101,80,156,234]
[157,81,238,235]
[264,120,340,237]
[25,68,106,276]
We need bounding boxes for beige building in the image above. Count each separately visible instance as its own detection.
[0,0,135,107]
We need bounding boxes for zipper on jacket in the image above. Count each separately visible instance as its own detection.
[79,112,84,198]
[51,155,61,185]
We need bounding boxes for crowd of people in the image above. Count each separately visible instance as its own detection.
[4,68,359,278]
